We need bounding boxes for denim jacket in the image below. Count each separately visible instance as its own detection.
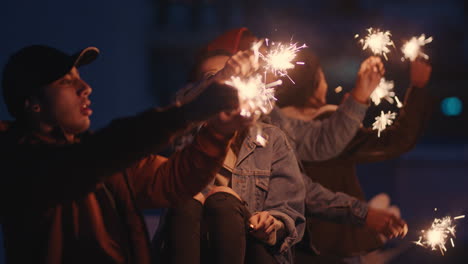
[228,122,305,264]
[265,96,370,253]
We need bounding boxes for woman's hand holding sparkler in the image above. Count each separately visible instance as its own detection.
[365,207,408,239]
[351,56,385,104]
[410,60,432,88]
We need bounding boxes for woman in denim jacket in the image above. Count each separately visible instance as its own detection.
[158,50,306,264]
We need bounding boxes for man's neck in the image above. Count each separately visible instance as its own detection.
[36,122,75,143]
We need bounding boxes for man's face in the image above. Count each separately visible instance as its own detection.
[39,67,93,134]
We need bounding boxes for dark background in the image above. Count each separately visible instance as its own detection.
[1,0,467,263]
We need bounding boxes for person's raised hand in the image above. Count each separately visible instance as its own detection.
[351,56,385,104]
[214,50,259,82]
[410,60,432,88]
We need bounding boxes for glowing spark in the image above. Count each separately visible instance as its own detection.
[296,61,305,65]
[335,86,343,93]
[357,28,395,60]
[370,78,395,105]
[395,96,403,108]
[454,215,465,220]
[414,215,464,255]
[260,41,307,82]
[225,74,278,118]
[251,40,264,63]
[401,34,433,61]
[372,111,397,137]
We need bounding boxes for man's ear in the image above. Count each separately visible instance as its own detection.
[24,97,41,113]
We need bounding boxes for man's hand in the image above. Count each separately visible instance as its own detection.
[214,50,259,82]
[207,110,254,138]
[183,50,259,123]
[351,56,385,104]
[410,60,432,88]
[182,81,240,123]
[365,207,408,239]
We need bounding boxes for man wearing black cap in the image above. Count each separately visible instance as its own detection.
[0,45,256,263]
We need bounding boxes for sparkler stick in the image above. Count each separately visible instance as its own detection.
[395,96,403,108]
[356,28,395,60]
[401,34,433,62]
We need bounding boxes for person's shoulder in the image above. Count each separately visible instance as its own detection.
[311,104,338,121]
[257,122,291,146]
[257,122,283,134]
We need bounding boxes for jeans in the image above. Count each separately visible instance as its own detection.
[161,192,277,264]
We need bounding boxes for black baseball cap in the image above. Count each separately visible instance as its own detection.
[2,45,99,118]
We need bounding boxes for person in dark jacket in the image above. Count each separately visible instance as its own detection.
[0,44,257,264]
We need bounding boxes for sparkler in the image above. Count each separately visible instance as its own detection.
[225,74,280,147]
[259,40,307,83]
[225,74,278,118]
[372,111,397,137]
[370,78,395,106]
[414,215,465,255]
[356,28,395,60]
[401,34,433,62]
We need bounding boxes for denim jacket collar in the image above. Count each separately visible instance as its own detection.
[235,126,269,167]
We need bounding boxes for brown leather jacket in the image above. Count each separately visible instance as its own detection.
[302,86,433,257]
[0,106,230,264]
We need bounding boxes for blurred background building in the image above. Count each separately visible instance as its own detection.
[1,0,467,262]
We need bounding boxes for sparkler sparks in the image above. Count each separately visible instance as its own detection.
[260,41,307,83]
[357,28,395,60]
[370,78,395,105]
[401,34,433,62]
[225,74,278,119]
[372,111,397,137]
[414,215,464,255]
